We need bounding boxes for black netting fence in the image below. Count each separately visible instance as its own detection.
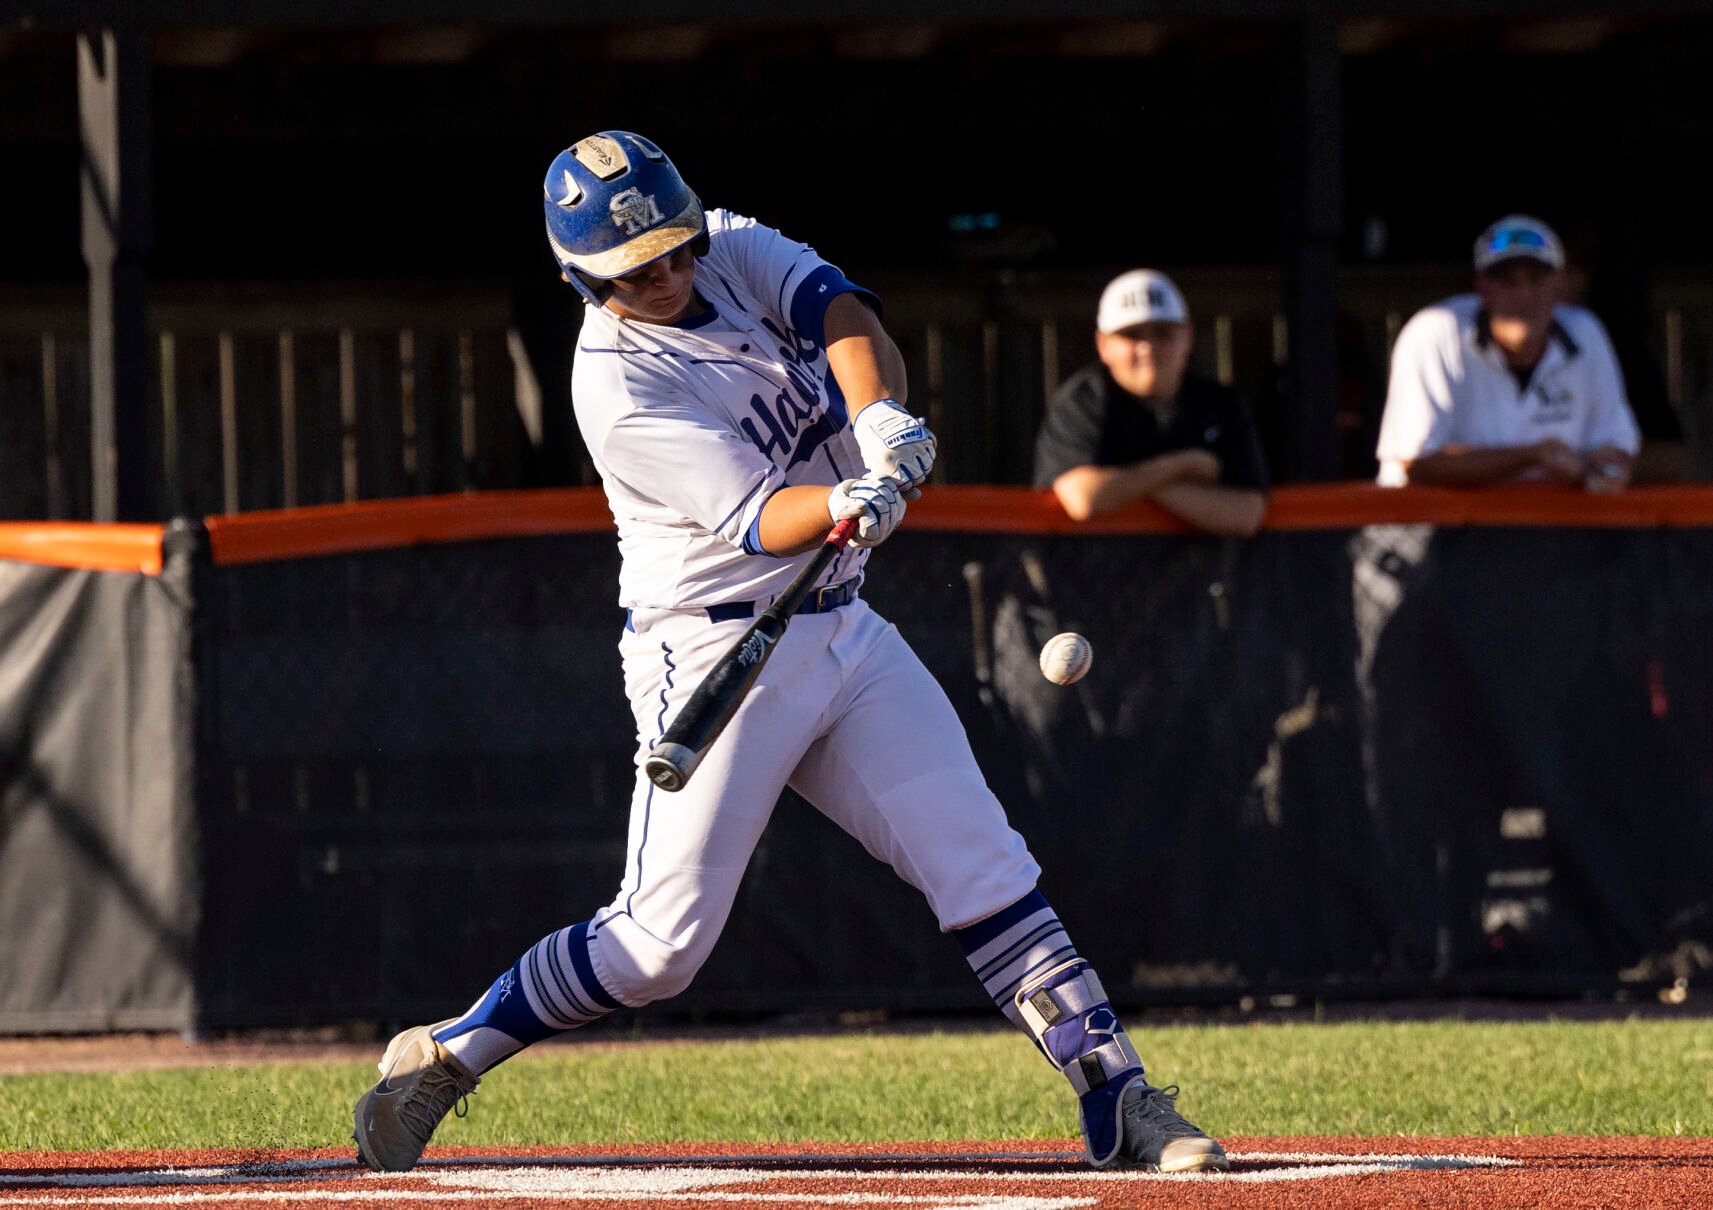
[5,521,1712,1031]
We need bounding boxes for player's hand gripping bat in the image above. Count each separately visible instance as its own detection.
[644,517,859,792]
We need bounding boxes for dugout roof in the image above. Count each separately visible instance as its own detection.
[10,0,1713,513]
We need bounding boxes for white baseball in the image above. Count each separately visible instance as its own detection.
[1039,632,1093,685]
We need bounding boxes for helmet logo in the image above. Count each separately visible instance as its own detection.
[573,136,630,181]
[610,188,664,236]
[553,169,583,209]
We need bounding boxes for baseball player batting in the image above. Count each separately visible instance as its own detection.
[352,130,1227,1176]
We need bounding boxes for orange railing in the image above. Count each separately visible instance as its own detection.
[9,483,1713,573]
[0,522,166,574]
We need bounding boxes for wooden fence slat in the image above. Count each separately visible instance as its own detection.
[412,329,467,495]
[219,331,240,515]
[1047,306,1098,394]
[159,330,226,520]
[232,331,286,512]
[52,334,93,521]
[41,333,65,519]
[0,335,48,520]
[399,329,419,489]
[290,330,346,508]
[339,328,358,502]
[6,272,1713,522]
[929,322,986,485]
[353,329,408,503]
[992,318,1047,485]
[279,330,299,509]
[470,326,525,491]
[898,321,939,484]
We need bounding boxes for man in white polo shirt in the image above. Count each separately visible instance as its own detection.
[1375,214,1640,492]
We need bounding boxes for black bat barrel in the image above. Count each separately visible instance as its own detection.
[643,518,858,792]
[643,613,787,791]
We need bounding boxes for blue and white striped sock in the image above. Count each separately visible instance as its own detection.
[433,921,621,1075]
[958,890,1151,1164]
[953,889,1080,1030]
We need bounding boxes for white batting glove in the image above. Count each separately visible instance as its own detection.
[828,472,907,548]
[852,399,936,497]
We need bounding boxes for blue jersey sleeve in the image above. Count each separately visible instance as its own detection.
[788,264,882,350]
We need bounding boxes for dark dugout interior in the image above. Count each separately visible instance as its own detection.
[4,16,1713,289]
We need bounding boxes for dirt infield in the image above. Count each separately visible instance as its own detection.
[2,1136,1708,1208]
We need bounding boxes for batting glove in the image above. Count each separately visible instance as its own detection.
[853,399,936,497]
[828,472,907,548]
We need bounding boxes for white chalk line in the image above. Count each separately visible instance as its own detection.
[0,1195,1095,1210]
[0,1150,1523,1204]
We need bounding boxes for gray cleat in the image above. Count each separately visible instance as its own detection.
[353,1019,479,1172]
[1115,1080,1229,1172]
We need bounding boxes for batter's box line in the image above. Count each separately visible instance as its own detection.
[403,1155,1522,1187]
[415,1149,1524,1170]
[0,1152,1526,1200]
[0,1154,1082,1187]
[419,1150,1527,1179]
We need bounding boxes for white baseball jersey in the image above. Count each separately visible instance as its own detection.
[567,209,1040,1009]
[1375,294,1640,486]
[573,209,871,609]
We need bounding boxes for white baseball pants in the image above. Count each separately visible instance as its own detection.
[587,597,1042,1007]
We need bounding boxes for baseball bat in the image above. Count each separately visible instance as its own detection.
[644,517,860,792]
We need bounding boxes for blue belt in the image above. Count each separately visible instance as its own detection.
[705,578,858,623]
[623,580,859,631]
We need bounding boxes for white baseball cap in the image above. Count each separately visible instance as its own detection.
[1473,214,1565,272]
[1096,269,1188,333]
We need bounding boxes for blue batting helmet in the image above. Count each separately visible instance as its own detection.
[543,132,705,291]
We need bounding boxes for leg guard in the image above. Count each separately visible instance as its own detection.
[1014,959,1146,1167]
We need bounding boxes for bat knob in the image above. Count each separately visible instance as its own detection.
[644,742,701,792]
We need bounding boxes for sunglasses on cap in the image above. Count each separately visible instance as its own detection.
[1484,227,1551,256]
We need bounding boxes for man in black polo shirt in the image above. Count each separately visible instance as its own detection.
[1034,269,1268,534]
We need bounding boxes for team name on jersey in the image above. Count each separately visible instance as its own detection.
[737,314,841,471]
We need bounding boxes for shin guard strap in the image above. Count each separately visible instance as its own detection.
[1018,963,1109,1035]
[1014,959,1144,1168]
[1065,1034,1143,1096]
[1015,960,1138,1087]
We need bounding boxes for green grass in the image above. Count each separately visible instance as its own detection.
[2,1017,1708,1152]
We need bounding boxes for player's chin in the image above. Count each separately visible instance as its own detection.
[611,285,691,324]
[655,286,689,311]
[642,283,693,320]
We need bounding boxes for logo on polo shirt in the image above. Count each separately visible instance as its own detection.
[1530,382,1574,418]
